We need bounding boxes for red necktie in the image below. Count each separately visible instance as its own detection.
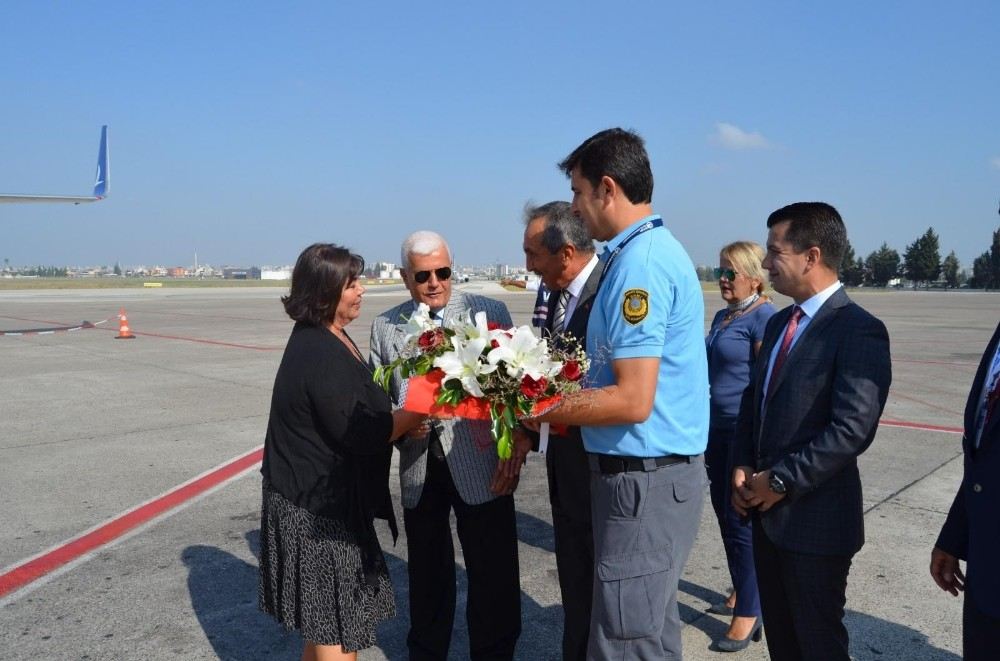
[767,306,804,399]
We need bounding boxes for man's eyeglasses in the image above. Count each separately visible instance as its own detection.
[413,267,452,284]
[714,267,738,281]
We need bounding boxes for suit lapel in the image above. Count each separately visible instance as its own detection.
[556,259,602,338]
[967,320,1000,450]
[766,288,849,401]
[754,307,787,412]
[390,299,417,354]
[545,288,558,334]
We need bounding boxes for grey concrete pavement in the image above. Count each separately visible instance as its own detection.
[1,286,991,660]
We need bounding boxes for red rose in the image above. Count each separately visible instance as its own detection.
[520,375,548,398]
[490,339,500,349]
[417,328,444,351]
[561,360,582,382]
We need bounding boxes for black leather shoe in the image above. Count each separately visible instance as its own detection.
[714,619,762,653]
[707,602,734,616]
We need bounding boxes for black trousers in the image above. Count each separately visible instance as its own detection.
[752,519,853,661]
[403,448,521,661]
[964,591,1000,660]
[705,428,761,617]
[545,433,593,661]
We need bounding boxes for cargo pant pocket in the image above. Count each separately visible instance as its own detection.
[595,546,672,640]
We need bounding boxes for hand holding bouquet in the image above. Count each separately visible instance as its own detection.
[373,303,587,459]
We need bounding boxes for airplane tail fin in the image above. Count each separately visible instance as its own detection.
[93,125,109,199]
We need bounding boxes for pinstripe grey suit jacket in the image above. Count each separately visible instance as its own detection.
[368,292,513,508]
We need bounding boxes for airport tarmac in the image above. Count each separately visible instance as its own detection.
[1,283,994,660]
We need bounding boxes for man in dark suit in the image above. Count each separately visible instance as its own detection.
[731,202,892,661]
[931,319,1000,660]
[510,200,600,660]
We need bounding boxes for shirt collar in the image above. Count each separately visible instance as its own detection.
[601,214,662,258]
[565,254,600,299]
[798,280,843,319]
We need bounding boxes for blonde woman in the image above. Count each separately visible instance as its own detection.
[704,241,775,652]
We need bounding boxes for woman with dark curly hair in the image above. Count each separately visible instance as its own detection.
[258,243,425,661]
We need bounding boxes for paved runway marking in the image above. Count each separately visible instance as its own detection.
[0,413,962,604]
[96,326,284,351]
[889,390,965,417]
[880,418,963,434]
[0,445,264,602]
[0,317,113,337]
[0,312,283,350]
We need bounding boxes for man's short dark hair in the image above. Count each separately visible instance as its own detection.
[766,202,847,270]
[282,243,364,326]
[523,200,595,255]
[558,128,653,204]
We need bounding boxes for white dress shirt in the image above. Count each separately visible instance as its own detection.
[561,254,600,326]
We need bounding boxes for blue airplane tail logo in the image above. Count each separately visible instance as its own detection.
[93,125,109,198]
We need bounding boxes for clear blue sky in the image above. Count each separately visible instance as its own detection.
[2,1,998,270]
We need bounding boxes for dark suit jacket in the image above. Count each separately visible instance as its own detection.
[533,262,602,448]
[936,320,1000,617]
[732,287,891,556]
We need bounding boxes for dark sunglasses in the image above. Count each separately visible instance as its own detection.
[714,267,738,281]
[413,267,452,284]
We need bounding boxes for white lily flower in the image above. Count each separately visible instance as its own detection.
[433,337,497,398]
[403,302,436,343]
[487,326,563,381]
[447,309,494,344]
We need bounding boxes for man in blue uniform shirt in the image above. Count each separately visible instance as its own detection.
[533,128,708,659]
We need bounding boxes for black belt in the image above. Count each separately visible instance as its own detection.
[590,453,694,474]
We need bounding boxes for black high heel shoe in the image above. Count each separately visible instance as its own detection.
[707,602,735,616]
[714,619,762,653]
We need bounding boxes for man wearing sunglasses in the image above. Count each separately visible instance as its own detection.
[369,230,521,661]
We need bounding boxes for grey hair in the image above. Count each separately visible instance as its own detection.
[522,200,595,255]
[400,230,451,269]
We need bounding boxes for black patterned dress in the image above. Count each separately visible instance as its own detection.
[258,323,397,651]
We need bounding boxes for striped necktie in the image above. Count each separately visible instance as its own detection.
[552,290,571,333]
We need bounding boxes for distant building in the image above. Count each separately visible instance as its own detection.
[261,267,292,280]
[222,267,261,280]
[167,267,187,278]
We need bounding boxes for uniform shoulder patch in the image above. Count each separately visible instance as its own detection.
[622,288,649,325]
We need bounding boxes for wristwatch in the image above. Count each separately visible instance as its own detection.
[768,472,788,494]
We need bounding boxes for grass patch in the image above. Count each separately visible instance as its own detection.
[0,278,406,291]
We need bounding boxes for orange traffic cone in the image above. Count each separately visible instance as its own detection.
[115,307,136,339]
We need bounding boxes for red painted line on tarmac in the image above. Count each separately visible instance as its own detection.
[106,327,283,351]
[880,418,963,434]
[0,446,264,599]
[1,313,282,351]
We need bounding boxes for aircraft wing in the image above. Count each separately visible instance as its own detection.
[0,126,109,204]
[0,194,106,204]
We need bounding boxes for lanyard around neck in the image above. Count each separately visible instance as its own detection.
[598,218,664,288]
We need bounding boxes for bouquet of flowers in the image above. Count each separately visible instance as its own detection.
[373,303,588,459]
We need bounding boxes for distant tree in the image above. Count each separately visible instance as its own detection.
[113,261,122,276]
[991,228,1000,288]
[865,243,900,286]
[902,227,941,287]
[941,251,961,288]
[697,265,720,282]
[840,241,864,286]
[971,252,991,288]
[970,227,1000,289]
